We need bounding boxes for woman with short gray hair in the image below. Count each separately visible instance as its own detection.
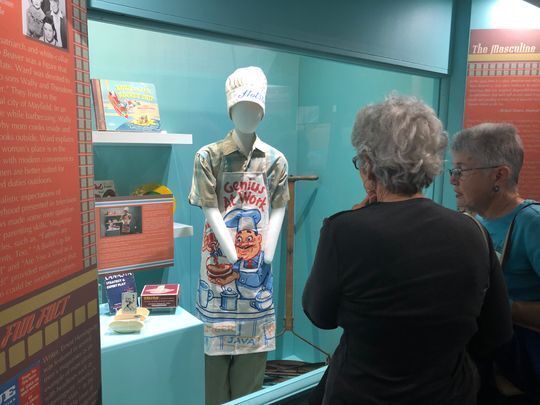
[451,123,540,400]
[303,95,512,404]
[451,123,524,212]
[351,94,447,198]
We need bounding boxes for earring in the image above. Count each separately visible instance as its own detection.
[492,185,500,192]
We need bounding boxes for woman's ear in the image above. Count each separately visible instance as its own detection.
[495,165,511,182]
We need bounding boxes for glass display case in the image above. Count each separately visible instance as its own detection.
[88,15,441,402]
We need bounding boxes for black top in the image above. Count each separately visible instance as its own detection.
[302,199,513,405]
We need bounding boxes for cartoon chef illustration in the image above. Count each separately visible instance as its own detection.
[224,208,272,301]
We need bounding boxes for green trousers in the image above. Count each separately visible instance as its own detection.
[205,351,267,405]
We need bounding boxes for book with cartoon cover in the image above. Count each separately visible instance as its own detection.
[91,79,161,132]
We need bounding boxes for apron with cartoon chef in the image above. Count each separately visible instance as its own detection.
[197,166,275,355]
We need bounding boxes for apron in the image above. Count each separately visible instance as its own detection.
[197,163,275,355]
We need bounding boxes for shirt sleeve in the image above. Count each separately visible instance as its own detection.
[468,231,513,359]
[188,150,218,208]
[270,155,289,209]
[302,218,341,329]
[523,206,540,277]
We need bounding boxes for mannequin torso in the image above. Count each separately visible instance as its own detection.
[203,102,285,265]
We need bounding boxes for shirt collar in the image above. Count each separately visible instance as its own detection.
[222,130,267,156]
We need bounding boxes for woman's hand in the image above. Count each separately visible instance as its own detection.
[352,191,377,210]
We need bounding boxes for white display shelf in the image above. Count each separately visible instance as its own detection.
[174,222,193,238]
[92,131,192,145]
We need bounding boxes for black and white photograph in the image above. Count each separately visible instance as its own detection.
[22,0,68,49]
[100,206,143,237]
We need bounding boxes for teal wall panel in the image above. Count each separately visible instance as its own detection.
[439,0,472,210]
[88,0,453,74]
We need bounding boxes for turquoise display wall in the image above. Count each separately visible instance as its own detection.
[88,19,300,360]
[438,0,472,210]
[291,57,441,362]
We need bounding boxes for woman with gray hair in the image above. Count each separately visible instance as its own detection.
[303,95,512,404]
[451,123,540,400]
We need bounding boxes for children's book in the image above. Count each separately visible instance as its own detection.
[104,272,137,314]
[91,79,161,132]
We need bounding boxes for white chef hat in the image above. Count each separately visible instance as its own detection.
[225,66,267,118]
[223,208,262,234]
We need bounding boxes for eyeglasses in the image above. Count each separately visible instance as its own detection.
[448,165,501,179]
[352,156,360,170]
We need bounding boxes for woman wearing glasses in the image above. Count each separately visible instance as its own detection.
[451,123,540,401]
[303,95,512,405]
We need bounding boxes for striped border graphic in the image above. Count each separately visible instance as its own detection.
[468,61,540,76]
[72,0,97,271]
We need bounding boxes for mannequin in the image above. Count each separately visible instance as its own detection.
[189,67,289,405]
[203,102,286,265]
